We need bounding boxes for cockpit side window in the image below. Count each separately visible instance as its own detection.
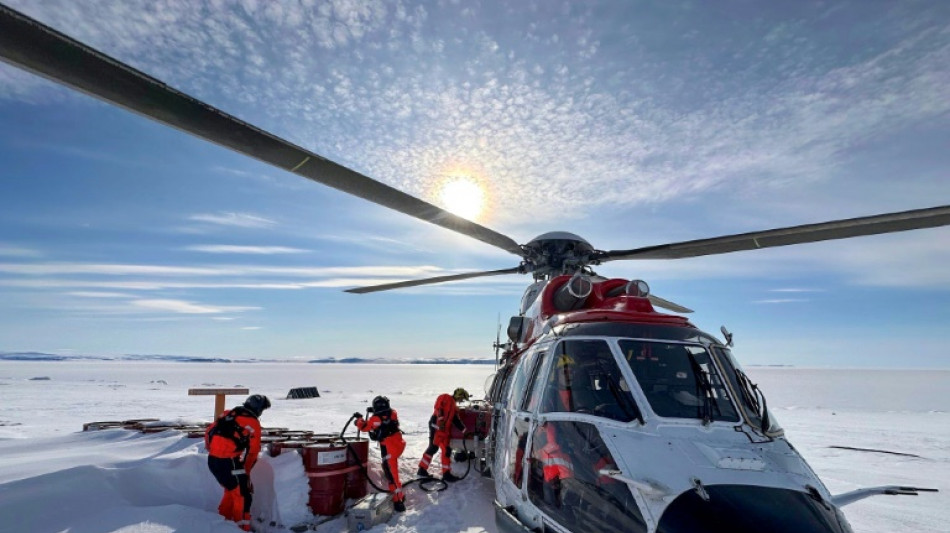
[713,347,783,436]
[620,340,739,422]
[539,339,642,423]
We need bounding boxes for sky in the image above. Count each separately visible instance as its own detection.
[0,0,948,365]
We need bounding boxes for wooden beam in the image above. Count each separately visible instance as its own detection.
[188,388,249,419]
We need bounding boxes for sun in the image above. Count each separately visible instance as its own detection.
[440,177,485,220]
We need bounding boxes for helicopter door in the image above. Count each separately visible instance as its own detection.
[522,339,649,533]
[526,420,648,533]
[496,344,548,517]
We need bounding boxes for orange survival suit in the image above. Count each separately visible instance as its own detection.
[355,395,407,512]
[418,393,466,480]
[205,394,269,531]
[538,423,575,510]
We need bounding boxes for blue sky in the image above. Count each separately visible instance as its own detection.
[0,0,948,366]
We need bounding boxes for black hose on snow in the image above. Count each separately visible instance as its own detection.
[338,413,447,494]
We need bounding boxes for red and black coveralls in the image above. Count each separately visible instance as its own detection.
[355,409,406,506]
[418,393,466,476]
[205,406,261,531]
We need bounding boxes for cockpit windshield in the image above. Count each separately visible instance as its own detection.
[619,340,739,423]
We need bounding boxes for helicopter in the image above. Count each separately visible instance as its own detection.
[0,4,945,533]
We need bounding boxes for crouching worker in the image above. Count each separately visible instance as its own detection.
[417,389,468,482]
[205,394,271,531]
[355,396,407,512]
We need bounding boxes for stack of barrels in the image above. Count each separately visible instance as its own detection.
[269,433,369,516]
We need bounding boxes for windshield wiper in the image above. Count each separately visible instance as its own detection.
[594,361,645,425]
[735,369,770,434]
[686,352,715,425]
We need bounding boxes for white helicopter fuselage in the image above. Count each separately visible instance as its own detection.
[485,275,856,533]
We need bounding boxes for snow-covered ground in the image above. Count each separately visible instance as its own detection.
[0,362,947,532]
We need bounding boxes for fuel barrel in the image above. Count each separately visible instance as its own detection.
[343,438,369,499]
[301,442,350,515]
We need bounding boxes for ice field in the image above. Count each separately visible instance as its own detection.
[0,361,947,532]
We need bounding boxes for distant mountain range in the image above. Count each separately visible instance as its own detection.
[0,351,495,365]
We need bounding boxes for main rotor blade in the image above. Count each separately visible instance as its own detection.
[0,5,524,257]
[345,267,522,294]
[596,205,950,261]
[648,295,693,314]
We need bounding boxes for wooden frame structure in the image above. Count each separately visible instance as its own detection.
[188,387,249,419]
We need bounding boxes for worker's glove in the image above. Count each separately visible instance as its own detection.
[353,412,363,419]
[366,406,374,414]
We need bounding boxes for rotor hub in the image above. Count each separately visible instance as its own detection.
[522,232,599,279]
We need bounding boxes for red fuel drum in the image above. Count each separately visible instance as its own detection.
[301,442,351,515]
[343,438,369,499]
[450,402,492,439]
[269,438,368,515]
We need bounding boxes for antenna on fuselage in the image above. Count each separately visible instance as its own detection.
[493,314,502,370]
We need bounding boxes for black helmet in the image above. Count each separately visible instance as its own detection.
[371,395,391,415]
[243,394,271,417]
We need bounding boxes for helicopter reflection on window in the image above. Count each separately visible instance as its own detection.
[527,420,647,533]
[538,340,642,423]
[620,340,739,423]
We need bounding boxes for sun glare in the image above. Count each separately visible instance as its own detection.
[440,178,485,220]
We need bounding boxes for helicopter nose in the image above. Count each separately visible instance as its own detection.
[656,484,853,533]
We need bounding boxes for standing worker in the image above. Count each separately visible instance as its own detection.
[416,388,469,482]
[205,394,271,531]
[354,396,407,512]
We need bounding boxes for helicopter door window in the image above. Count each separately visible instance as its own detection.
[522,352,548,412]
[620,340,739,422]
[539,340,642,423]
[507,346,544,413]
[527,421,648,533]
[508,417,530,489]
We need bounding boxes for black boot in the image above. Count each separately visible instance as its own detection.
[416,467,431,478]
[393,499,406,513]
[442,472,461,483]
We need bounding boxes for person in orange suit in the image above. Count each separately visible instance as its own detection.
[205,394,270,531]
[537,422,574,509]
[417,389,468,482]
[355,395,407,512]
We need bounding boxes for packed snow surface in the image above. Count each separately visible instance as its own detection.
[0,362,947,532]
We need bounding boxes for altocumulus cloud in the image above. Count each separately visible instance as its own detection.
[2,1,946,226]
